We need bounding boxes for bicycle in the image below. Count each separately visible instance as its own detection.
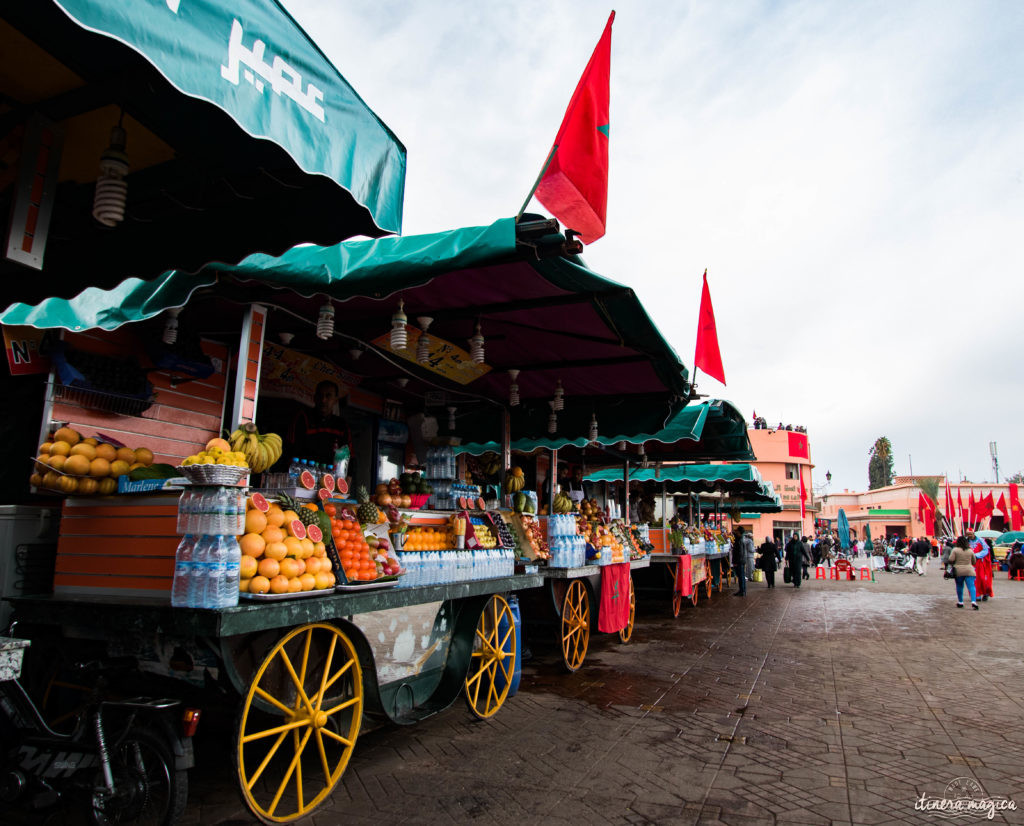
[1,633,196,825]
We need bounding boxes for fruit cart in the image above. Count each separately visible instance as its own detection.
[585,464,782,616]
[9,570,540,822]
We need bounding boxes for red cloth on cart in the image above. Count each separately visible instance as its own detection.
[598,562,631,633]
[975,555,994,598]
[674,554,693,597]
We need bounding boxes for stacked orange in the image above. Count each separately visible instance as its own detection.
[330,516,379,581]
[403,527,454,551]
[240,498,335,595]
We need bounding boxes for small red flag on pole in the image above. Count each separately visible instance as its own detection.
[694,269,726,385]
[523,11,615,244]
[799,468,806,520]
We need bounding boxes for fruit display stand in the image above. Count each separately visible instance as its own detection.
[515,514,649,672]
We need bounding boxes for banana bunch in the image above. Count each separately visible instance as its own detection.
[504,466,526,493]
[482,454,501,477]
[229,424,283,473]
[552,490,574,514]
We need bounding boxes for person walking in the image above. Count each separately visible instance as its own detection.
[731,525,747,596]
[758,536,778,588]
[785,533,808,589]
[800,536,812,580]
[968,530,994,602]
[910,535,931,575]
[947,536,979,609]
[743,530,756,583]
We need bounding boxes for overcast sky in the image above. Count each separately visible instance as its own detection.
[287,0,1024,493]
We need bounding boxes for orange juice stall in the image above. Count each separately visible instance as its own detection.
[3,216,696,822]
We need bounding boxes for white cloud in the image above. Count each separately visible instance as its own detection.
[288,0,1024,489]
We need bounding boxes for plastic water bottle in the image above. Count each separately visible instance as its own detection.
[187,536,211,607]
[219,536,241,608]
[171,535,196,607]
[288,458,301,486]
[206,536,228,609]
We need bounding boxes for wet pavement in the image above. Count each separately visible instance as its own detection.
[180,565,1024,823]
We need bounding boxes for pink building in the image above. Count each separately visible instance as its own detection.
[818,475,1015,540]
[739,428,815,545]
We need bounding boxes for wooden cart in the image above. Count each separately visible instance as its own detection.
[9,573,541,823]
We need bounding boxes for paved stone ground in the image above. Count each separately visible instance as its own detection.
[177,564,1024,825]
[14,563,1023,824]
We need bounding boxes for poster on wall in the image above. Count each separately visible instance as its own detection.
[371,326,491,385]
[260,342,361,407]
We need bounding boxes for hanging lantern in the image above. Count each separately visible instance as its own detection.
[548,411,558,434]
[161,308,180,345]
[447,406,457,431]
[588,414,599,442]
[390,299,408,350]
[616,441,627,451]
[316,301,335,340]
[553,379,564,411]
[508,369,520,407]
[93,123,129,227]
[469,322,485,363]
[416,316,433,364]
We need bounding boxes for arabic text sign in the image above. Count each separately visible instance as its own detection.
[260,343,361,407]
[371,327,491,386]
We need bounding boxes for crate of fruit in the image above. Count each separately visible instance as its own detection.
[0,637,30,682]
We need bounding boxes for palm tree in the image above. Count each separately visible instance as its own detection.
[868,437,894,490]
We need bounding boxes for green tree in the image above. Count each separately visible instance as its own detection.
[868,437,894,490]
[1006,471,1024,484]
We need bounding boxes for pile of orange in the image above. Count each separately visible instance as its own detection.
[331,516,380,581]
[240,498,336,595]
[30,426,155,495]
[402,527,454,551]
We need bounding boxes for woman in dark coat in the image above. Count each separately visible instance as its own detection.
[785,534,809,589]
[758,537,779,588]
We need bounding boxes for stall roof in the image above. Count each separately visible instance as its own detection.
[2,217,693,445]
[585,463,765,491]
[456,399,753,462]
[1,0,405,302]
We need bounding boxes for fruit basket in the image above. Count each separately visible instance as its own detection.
[0,637,30,682]
[407,493,430,510]
[177,464,250,486]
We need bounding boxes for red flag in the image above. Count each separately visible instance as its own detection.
[968,491,976,526]
[799,468,806,519]
[997,492,1008,522]
[945,479,954,530]
[957,489,965,526]
[1010,484,1023,531]
[917,492,926,523]
[534,12,614,245]
[694,270,726,384]
[787,431,809,459]
[924,499,936,536]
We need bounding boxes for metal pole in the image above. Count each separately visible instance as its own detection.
[550,448,558,514]
[623,459,629,525]
[500,408,511,500]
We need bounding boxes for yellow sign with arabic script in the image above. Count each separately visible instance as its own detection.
[372,326,491,385]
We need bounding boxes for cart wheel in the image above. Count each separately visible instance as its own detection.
[691,585,699,606]
[464,595,516,719]
[672,592,682,617]
[236,623,363,824]
[618,576,636,643]
[705,563,713,598]
[561,580,590,672]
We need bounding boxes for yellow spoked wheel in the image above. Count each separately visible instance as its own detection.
[236,623,363,824]
[464,595,516,719]
[561,580,590,672]
[618,576,636,643]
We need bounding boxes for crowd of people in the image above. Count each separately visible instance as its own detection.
[726,526,1024,602]
[749,415,807,433]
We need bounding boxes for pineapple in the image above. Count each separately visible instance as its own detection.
[356,486,379,525]
[279,493,318,527]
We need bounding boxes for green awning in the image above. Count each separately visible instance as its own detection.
[456,398,753,461]
[866,509,911,517]
[585,463,763,487]
[1,220,515,331]
[53,0,405,234]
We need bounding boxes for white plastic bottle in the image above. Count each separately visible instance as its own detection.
[171,535,196,607]
[206,536,228,609]
[219,535,241,608]
[187,536,211,607]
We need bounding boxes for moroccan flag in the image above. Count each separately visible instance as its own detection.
[981,492,995,521]
[969,491,976,526]
[917,492,926,523]
[945,479,954,529]
[694,270,726,384]
[787,431,809,459]
[534,11,614,244]
[799,468,806,519]
[997,492,1008,523]
[1010,483,1023,531]
[957,489,965,526]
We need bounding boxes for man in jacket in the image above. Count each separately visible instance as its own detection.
[910,536,931,576]
[732,526,747,596]
[785,534,808,588]
[800,536,812,579]
[743,531,756,583]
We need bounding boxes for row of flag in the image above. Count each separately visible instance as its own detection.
[919,482,1024,534]
[525,11,727,389]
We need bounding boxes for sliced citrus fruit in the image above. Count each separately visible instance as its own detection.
[306,524,323,543]
[322,473,335,492]
[247,492,270,512]
[289,519,307,540]
[336,477,349,497]
[299,469,316,489]
[318,487,331,502]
